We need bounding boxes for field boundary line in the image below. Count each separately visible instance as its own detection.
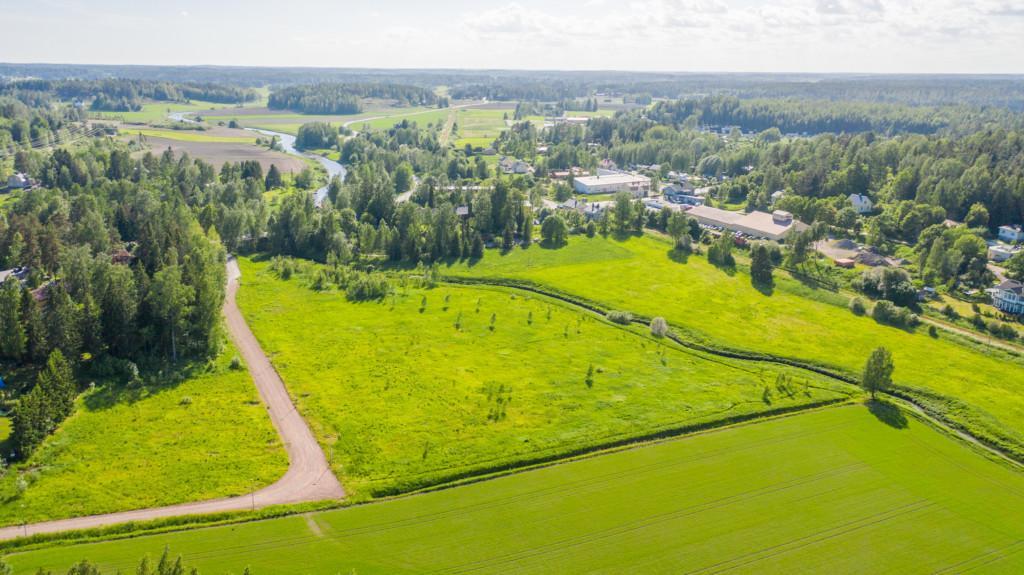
[441,274,1024,469]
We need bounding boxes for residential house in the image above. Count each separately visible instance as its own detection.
[988,243,1022,263]
[771,190,786,205]
[6,173,30,190]
[498,157,533,175]
[989,280,1024,315]
[998,225,1024,243]
[848,194,874,214]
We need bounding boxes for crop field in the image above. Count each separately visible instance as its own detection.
[117,127,257,144]
[441,234,1024,458]
[12,404,1024,574]
[131,135,306,173]
[235,257,851,497]
[0,345,286,527]
[90,100,234,124]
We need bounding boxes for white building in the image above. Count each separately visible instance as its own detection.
[498,157,533,175]
[998,225,1024,243]
[6,173,29,189]
[685,206,809,242]
[989,280,1024,315]
[771,190,786,205]
[988,243,1022,263]
[573,172,652,197]
[848,194,874,214]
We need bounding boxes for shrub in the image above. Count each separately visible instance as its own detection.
[928,325,939,338]
[650,317,669,337]
[229,355,243,370]
[849,297,867,316]
[345,272,391,301]
[872,300,919,328]
[607,310,634,325]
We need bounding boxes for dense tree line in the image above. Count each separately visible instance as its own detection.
[645,96,1020,136]
[0,95,88,159]
[0,141,289,457]
[2,79,258,112]
[268,83,437,114]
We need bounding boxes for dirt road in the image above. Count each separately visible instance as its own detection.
[0,258,343,541]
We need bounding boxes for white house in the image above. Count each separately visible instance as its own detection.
[998,225,1024,243]
[848,194,874,214]
[498,157,533,175]
[573,172,652,197]
[988,243,1021,263]
[989,280,1024,315]
[6,173,29,189]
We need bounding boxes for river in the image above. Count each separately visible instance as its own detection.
[168,111,345,206]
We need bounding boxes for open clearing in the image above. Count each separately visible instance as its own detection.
[0,344,287,527]
[442,234,1024,459]
[12,404,1024,574]
[131,135,306,173]
[235,257,851,497]
[117,127,257,144]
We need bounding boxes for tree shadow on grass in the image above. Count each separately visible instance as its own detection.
[753,279,775,296]
[82,360,215,412]
[867,399,909,429]
[667,248,690,264]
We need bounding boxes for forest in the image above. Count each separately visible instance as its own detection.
[268,83,439,114]
[2,79,259,112]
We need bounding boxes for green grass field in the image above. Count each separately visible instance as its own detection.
[117,127,256,144]
[11,404,1024,574]
[235,257,851,497]
[90,100,228,124]
[0,344,286,526]
[441,234,1024,458]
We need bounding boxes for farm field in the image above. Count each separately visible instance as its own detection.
[0,345,286,527]
[442,234,1024,458]
[117,127,257,144]
[235,257,851,497]
[129,134,306,173]
[90,99,247,124]
[11,404,1024,574]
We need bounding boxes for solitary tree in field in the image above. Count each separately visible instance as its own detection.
[861,346,894,399]
[265,164,282,189]
[750,242,774,288]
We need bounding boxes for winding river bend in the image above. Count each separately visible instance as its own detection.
[168,111,346,206]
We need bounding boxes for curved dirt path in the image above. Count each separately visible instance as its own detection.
[0,259,344,541]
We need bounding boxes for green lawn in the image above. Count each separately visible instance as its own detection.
[11,404,1024,574]
[441,234,1024,458]
[0,344,286,526]
[235,257,851,497]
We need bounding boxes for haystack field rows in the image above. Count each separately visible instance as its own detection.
[12,405,1024,574]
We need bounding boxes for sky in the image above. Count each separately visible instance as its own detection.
[1,0,1023,74]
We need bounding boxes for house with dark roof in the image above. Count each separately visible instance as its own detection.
[989,280,1024,315]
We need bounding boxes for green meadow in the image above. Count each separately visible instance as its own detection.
[90,100,227,124]
[117,127,257,144]
[442,234,1024,457]
[12,404,1024,574]
[235,257,851,497]
[0,344,286,526]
